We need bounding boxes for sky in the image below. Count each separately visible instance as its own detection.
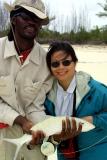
[2,0,107,32]
[42,0,107,31]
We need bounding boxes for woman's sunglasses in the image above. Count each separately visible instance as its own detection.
[51,59,73,68]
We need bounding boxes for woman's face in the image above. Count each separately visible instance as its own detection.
[51,50,76,83]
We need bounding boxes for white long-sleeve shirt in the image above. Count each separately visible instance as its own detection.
[55,76,76,116]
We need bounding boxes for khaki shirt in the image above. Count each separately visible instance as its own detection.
[0,37,53,125]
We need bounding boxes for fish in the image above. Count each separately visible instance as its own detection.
[2,117,95,160]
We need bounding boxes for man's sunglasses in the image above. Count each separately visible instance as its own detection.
[51,59,73,68]
[14,12,42,23]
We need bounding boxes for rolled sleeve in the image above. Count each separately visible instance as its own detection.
[0,100,20,126]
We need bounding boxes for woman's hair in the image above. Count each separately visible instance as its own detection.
[46,41,78,72]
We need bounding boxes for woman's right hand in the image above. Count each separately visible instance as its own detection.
[52,117,82,143]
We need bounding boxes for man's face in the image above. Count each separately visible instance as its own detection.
[12,11,42,40]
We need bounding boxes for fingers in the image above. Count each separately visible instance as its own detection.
[22,120,33,134]
[49,117,82,143]
[30,130,45,145]
[76,122,82,135]
[70,118,83,136]
[62,117,76,132]
[61,117,82,140]
[71,118,77,131]
[27,130,45,150]
[62,117,72,132]
[62,119,66,132]
[66,117,71,131]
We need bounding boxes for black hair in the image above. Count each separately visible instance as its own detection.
[46,41,78,72]
[8,6,24,41]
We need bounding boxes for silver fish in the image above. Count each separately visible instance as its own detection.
[2,117,95,160]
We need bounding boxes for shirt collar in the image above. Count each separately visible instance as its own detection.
[4,39,17,58]
[4,38,40,65]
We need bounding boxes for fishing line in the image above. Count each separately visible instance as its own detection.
[10,20,21,55]
[58,135,107,155]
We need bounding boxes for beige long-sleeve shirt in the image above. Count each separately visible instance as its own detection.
[0,37,53,126]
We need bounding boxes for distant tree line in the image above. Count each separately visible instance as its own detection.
[37,26,107,44]
[0,1,107,44]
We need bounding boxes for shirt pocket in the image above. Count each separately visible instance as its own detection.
[24,79,43,96]
[0,75,15,96]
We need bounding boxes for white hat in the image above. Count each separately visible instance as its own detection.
[4,0,49,25]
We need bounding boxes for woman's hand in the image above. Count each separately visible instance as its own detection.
[52,117,82,143]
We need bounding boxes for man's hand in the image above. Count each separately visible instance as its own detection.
[14,115,33,133]
[30,130,45,145]
[52,117,82,143]
[27,130,45,150]
[14,115,45,149]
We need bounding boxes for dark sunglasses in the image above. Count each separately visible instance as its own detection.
[51,59,73,68]
[14,12,42,23]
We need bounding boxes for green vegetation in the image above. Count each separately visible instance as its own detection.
[36,26,107,44]
[97,0,107,18]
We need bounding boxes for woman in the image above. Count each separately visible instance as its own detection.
[45,41,107,160]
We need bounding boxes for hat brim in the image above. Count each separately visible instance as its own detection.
[4,2,49,25]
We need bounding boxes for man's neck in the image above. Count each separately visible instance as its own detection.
[14,38,34,55]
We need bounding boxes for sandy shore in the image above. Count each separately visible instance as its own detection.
[43,44,107,85]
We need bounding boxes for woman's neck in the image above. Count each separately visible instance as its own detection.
[58,78,72,91]
[58,74,76,91]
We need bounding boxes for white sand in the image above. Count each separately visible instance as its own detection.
[74,45,107,85]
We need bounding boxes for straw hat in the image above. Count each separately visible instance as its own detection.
[4,0,49,25]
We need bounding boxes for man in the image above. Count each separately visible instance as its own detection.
[0,0,52,159]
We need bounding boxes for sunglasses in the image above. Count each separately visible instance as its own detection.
[51,59,73,68]
[14,12,42,24]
